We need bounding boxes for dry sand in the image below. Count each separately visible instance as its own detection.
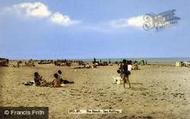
[1,63,190,119]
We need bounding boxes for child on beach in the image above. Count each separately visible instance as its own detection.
[118,59,131,88]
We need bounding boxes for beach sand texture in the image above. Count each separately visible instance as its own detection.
[0,63,190,119]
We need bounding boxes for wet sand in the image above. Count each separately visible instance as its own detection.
[0,63,190,119]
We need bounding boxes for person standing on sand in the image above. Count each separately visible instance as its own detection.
[118,59,131,88]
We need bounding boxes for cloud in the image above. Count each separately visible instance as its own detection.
[14,2,51,18]
[127,16,144,27]
[110,16,145,28]
[5,2,80,26]
[50,12,80,26]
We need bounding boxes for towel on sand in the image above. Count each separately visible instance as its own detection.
[23,81,35,86]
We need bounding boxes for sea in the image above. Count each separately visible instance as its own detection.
[9,57,190,65]
[81,57,190,65]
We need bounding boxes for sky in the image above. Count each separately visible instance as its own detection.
[0,0,190,59]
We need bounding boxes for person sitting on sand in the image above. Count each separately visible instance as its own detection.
[52,73,61,87]
[58,70,64,82]
[57,70,74,84]
[118,59,131,88]
[34,72,43,86]
[34,72,48,87]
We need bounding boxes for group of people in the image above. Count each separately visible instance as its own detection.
[34,70,74,88]
[118,59,132,88]
[24,59,131,89]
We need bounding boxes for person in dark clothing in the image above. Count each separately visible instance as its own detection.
[57,70,74,84]
[118,59,131,88]
[34,72,42,86]
[34,72,49,87]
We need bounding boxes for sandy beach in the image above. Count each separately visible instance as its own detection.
[0,62,190,119]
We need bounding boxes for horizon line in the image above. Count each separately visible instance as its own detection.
[2,56,190,61]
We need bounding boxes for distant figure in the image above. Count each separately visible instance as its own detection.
[17,61,22,68]
[93,58,97,64]
[109,59,111,64]
[57,70,74,84]
[17,61,20,68]
[118,59,131,88]
[52,73,61,87]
